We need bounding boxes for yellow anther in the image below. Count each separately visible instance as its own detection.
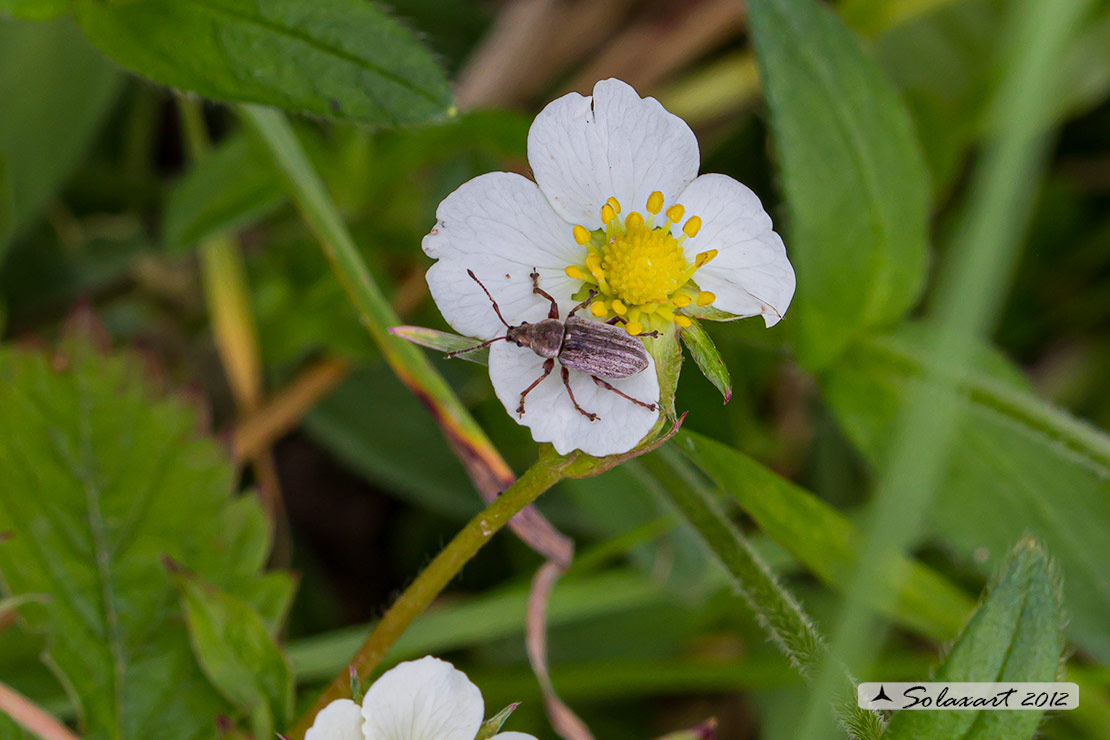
[625,211,644,230]
[601,203,616,225]
[683,216,702,238]
[611,299,627,316]
[590,301,608,318]
[606,196,622,215]
[572,224,591,245]
[626,321,644,336]
[646,191,665,214]
[565,265,585,280]
[695,249,718,267]
[672,294,692,308]
[675,315,692,328]
[696,291,716,306]
[665,204,685,223]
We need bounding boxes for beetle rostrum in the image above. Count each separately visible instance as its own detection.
[445,269,659,422]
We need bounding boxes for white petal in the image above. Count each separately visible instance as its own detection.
[528,78,700,230]
[424,172,584,340]
[488,339,659,457]
[361,657,484,740]
[674,174,795,327]
[489,734,539,740]
[306,699,365,740]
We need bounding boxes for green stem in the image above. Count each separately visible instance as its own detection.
[640,448,884,740]
[237,103,516,492]
[286,450,585,738]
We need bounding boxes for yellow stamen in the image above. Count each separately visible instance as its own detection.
[683,216,702,238]
[563,191,724,334]
[695,249,718,267]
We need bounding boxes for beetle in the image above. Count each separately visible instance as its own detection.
[446,269,658,422]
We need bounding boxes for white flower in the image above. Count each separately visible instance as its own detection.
[305,656,535,740]
[423,78,794,457]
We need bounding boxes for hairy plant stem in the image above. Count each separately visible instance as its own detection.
[640,448,884,740]
[287,449,594,738]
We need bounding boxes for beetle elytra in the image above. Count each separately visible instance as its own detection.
[446,269,658,422]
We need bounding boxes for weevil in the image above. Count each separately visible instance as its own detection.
[446,269,658,422]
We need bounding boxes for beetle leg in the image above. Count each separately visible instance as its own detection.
[562,366,599,421]
[517,358,555,415]
[606,316,625,325]
[530,269,560,319]
[591,375,658,412]
[567,289,598,318]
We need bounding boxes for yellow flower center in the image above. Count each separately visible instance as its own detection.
[565,191,717,335]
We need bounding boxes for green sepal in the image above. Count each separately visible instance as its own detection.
[474,703,520,740]
[390,325,489,365]
[645,326,682,420]
[679,318,731,403]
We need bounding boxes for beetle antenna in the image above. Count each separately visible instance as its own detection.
[445,335,507,358]
[466,269,511,328]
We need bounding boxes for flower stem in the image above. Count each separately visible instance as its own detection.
[286,449,585,739]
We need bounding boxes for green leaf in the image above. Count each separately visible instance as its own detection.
[679,319,731,403]
[746,0,930,369]
[884,540,1064,740]
[0,0,69,21]
[164,134,286,254]
[73,0,453,126]
[0,327,292,740]
[823,325,1110,664]
[474,703,520,740]
[674,430,973,640]
[0,16,119,264]
[390,325,490,365]
[174,571,294,736]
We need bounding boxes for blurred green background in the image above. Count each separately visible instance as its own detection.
[1,1,1108,739]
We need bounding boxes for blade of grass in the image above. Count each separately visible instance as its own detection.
[238,104,518,498]
[178,97,289,560]
[798,1,1096,738]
